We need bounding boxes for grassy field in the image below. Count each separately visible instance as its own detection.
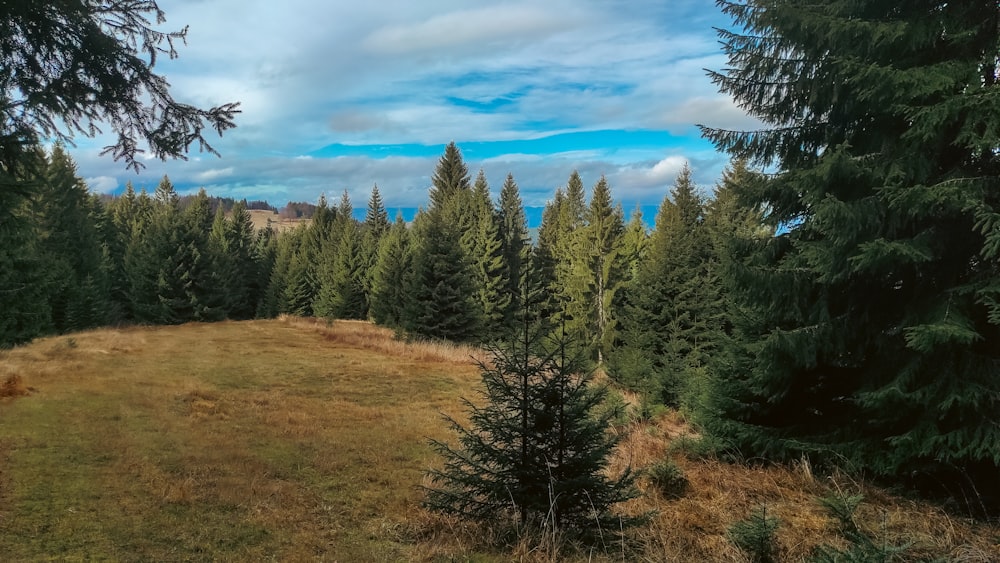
[0,318,997,561]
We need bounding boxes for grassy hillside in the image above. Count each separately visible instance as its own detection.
[0,319,996,561]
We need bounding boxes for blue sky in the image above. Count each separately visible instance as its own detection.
[66,0,760,219]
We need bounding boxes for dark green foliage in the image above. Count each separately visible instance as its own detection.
[315,220,367,320]
[429,141,471,212]
[577,176,626,363]
[402,144,482,341]
[260,225,306,317]
[701,0,1000,501]
[498,173,531,330]
[360,184,390,312]
[613,166,718,408]
[0,0,238,173]
[281,195,333,317]
[402,212,481,342]
[370,216,412,328]
[424,323,642,545]
[810,494,911,562]
[647,460,688,499]
[222,200,260,320]
[0,165,50,347]
[728,504,780,563]
[33,144,111,332]
[251,223,279,318]
[466,171,510,339]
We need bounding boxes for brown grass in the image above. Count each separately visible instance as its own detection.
[0,320,996,562]
[0,372,29,398]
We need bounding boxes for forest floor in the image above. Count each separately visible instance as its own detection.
[0,318,996,561]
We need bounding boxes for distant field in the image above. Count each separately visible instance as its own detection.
[247,209,308,233]
[0,319,996,561]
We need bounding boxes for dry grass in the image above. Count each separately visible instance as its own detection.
[0,320,997,562]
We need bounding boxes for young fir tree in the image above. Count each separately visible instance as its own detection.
[424,316,642,544]
[125,175,181,324]
[285,195,334,317]
[532,189,566,324]
[428,141,472,212]
[251,222,279,318]
[701,0,1000,501]
[402,145,481,341]
[261,224,305,317]
[544,172,591,348]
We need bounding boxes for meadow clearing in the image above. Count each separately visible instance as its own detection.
[0,318,996,561]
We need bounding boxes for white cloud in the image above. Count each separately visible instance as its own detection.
[363,4,577,55]
[84,175,118,194]
[195,167,234,182]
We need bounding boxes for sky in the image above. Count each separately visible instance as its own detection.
[66,0,761,220]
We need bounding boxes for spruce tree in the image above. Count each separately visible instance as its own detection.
[465,170,510,340]
[702,0,1000,499]
[498,173,531,330]
[370,215,412,328]
[429,141,471,211]
[360,184,390,313]
[34,143,110,332]
[424,320,641,543]
[402,211,481,342]
[252,222,279,318]
[0,151,50,346]
[613,165,716,406]
[572,176,626,364]
[315,219,367,320]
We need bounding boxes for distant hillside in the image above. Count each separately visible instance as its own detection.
[246,209,308,233]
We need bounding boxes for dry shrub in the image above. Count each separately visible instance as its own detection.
[0,373,29,397]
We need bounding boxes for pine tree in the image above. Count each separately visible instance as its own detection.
[252,222,279,318]
[701,0,1000,499]
[126,176,181,323]
[360,184,390,314]
[286,195,333,317]
[424,320,641,543]
[261,225,305,317]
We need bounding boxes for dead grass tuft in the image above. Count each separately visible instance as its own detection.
[0,372,30,397]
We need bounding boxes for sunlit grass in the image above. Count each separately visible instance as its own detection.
[0,319,996,561]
